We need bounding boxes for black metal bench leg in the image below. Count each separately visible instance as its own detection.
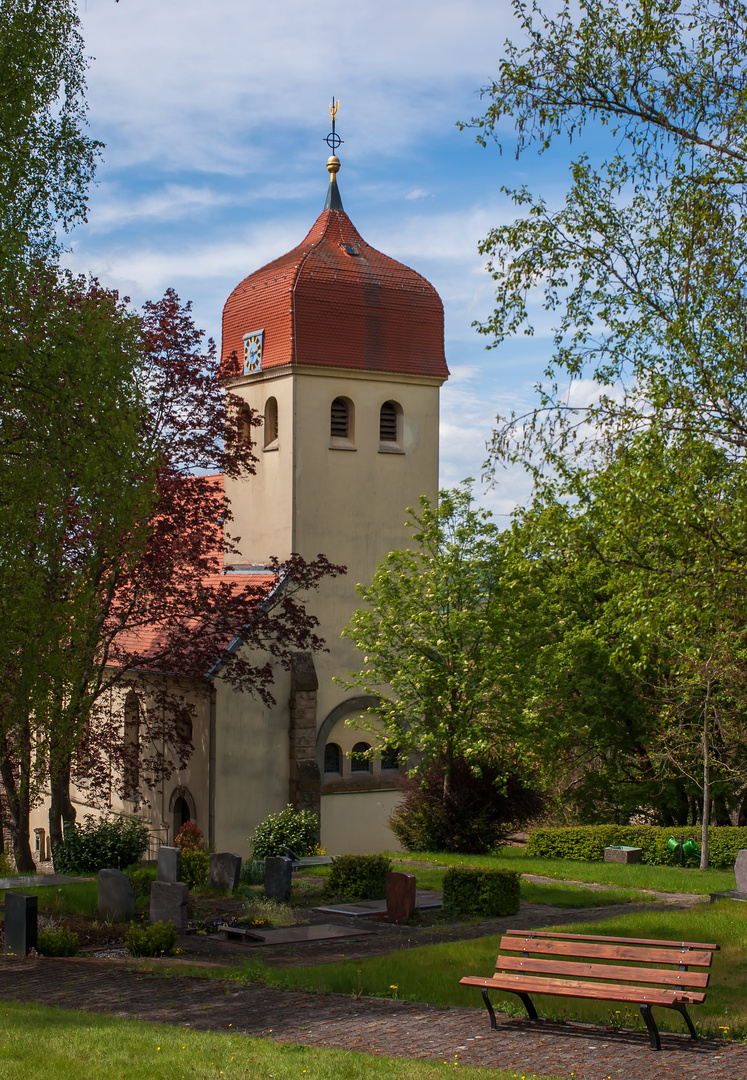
[672,1002,698,1041]
[517,992,538,1020]
[481,988,497,1030]
[639,1004,661,1052]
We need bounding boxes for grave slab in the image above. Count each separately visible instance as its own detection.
[264,856,292,902]
[98,868,135,923]
[157,846,182,883]
[150,880,188,930]
[4,892,37,956]
[604,845,643,864]
[316,890,442,917]
[386,871,416,922]
[209,852,241,893]
[221,923,374,946]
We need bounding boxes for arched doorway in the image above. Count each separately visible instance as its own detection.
[168,787,196,842]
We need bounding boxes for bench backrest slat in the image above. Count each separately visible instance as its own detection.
[504,928,719,951]
[499,935,714,968]
[494,954,710,989]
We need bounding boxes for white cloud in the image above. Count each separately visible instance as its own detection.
[405,188,432,201]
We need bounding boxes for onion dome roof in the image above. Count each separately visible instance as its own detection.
[221,169,448,382]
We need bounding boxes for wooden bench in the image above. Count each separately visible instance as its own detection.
[459,929,719,1051]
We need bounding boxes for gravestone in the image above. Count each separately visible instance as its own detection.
[98,868,135,923]
[386,871,416,922]
[150,880,188,930]
[4,892,37,955]
[264,856,292,902]
[157,845,182,883]
[735,850,747,896]
[209,852,242,893]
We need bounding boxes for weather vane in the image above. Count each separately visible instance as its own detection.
[325,97,343,152]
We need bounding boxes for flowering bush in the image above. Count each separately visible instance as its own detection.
[249,805,319,859]
[174,821,204,850]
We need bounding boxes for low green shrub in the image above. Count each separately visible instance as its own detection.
[442,866,520,917]
[174,822,204,850]
[238,860,265,887]
[249,805,319,859]
[125,865,157,907]
[0,851,14,876]
[240,899,305,928]
[125,920,178,957]
[323,854,392,900]
[53,815,149,874]
[37,927,80,957]
[526,824,747,867]
[180,847,209,888]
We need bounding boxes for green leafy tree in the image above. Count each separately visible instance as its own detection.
[340,486,532,798]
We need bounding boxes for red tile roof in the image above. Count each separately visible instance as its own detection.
[221,205,448,381]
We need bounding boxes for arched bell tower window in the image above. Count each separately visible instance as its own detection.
[330,396,355,450]
[123,690,140,799]
[379,400,404,453]
[239,406,254,446]
[263,396,278,450]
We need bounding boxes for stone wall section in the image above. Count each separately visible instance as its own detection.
[288,653,321,830]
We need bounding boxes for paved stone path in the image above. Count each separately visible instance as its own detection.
[1,956,745,1080]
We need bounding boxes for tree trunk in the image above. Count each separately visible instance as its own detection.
[48,748,76,851]
[0,752,35,874]
[700,678,711,871]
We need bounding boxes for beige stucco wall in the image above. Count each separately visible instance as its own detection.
[320,790,403,854]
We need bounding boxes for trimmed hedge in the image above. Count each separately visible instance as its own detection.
[323,854,392,900]
[526,825,747,868]
[53,814,149,874]
[442,866,521,917]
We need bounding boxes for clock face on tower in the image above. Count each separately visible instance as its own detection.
[242,329,264,374]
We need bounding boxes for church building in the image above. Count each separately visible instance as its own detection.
[27,141,449,863]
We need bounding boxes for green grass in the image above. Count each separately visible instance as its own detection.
[3,881,99,917]
[262,901,747,1039]
[0,999,565,1080]
[520,880,652,907]
[394,848,735,895]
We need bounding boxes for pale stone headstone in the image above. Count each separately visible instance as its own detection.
[98,868,135,922]
[157,846,182,883]
[150,880,188,930]
[209,852,242,893]
[386,871,416,923]
[4,892,37,955]
[735,849,747,896]
[264,856,292,902]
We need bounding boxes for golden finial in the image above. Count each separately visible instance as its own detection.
[329,98,340,124]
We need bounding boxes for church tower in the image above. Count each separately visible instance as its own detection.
[214,121,449,853]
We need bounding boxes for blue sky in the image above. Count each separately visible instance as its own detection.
[70,0,575,517]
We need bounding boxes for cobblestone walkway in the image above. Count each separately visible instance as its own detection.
[1,956,745,1080]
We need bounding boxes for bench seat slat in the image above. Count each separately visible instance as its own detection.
[504,929,719,951]
[499,936,714,968]
[460,974,706,1006]
[494,954,710,988]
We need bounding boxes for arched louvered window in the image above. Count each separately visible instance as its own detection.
[379,401,398,441]
[351,741,371,773]
[330,397,349,439]
[263,396,278,448]
[123,691,140,798]
[324,742,342,774]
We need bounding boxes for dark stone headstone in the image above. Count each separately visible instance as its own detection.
[264,856,292,902]
[157,846,182,883]
[150,880,188,930]
[98,868,135,923]
[386,871,416,923]
[735,849,747,896]
[4,892,37,955]
[604,846,643,864]
[209,852,241,893]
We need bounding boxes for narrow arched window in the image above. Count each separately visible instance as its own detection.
[330,397,349,439]
[381,745,401,771]
[123,691,140,797]
[263,396,278,448]
[351,741,371,773]
[239,406,254,446]
[324,743,342,774]
[379,401,398,441]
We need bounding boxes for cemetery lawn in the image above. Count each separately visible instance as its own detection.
[394,847,736,895]
[0,999,565,1080]
[260,901,747,1040]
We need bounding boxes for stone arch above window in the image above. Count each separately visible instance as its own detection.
[330,396,355,450]
[263,396,278,449]
[324,742,342,774]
